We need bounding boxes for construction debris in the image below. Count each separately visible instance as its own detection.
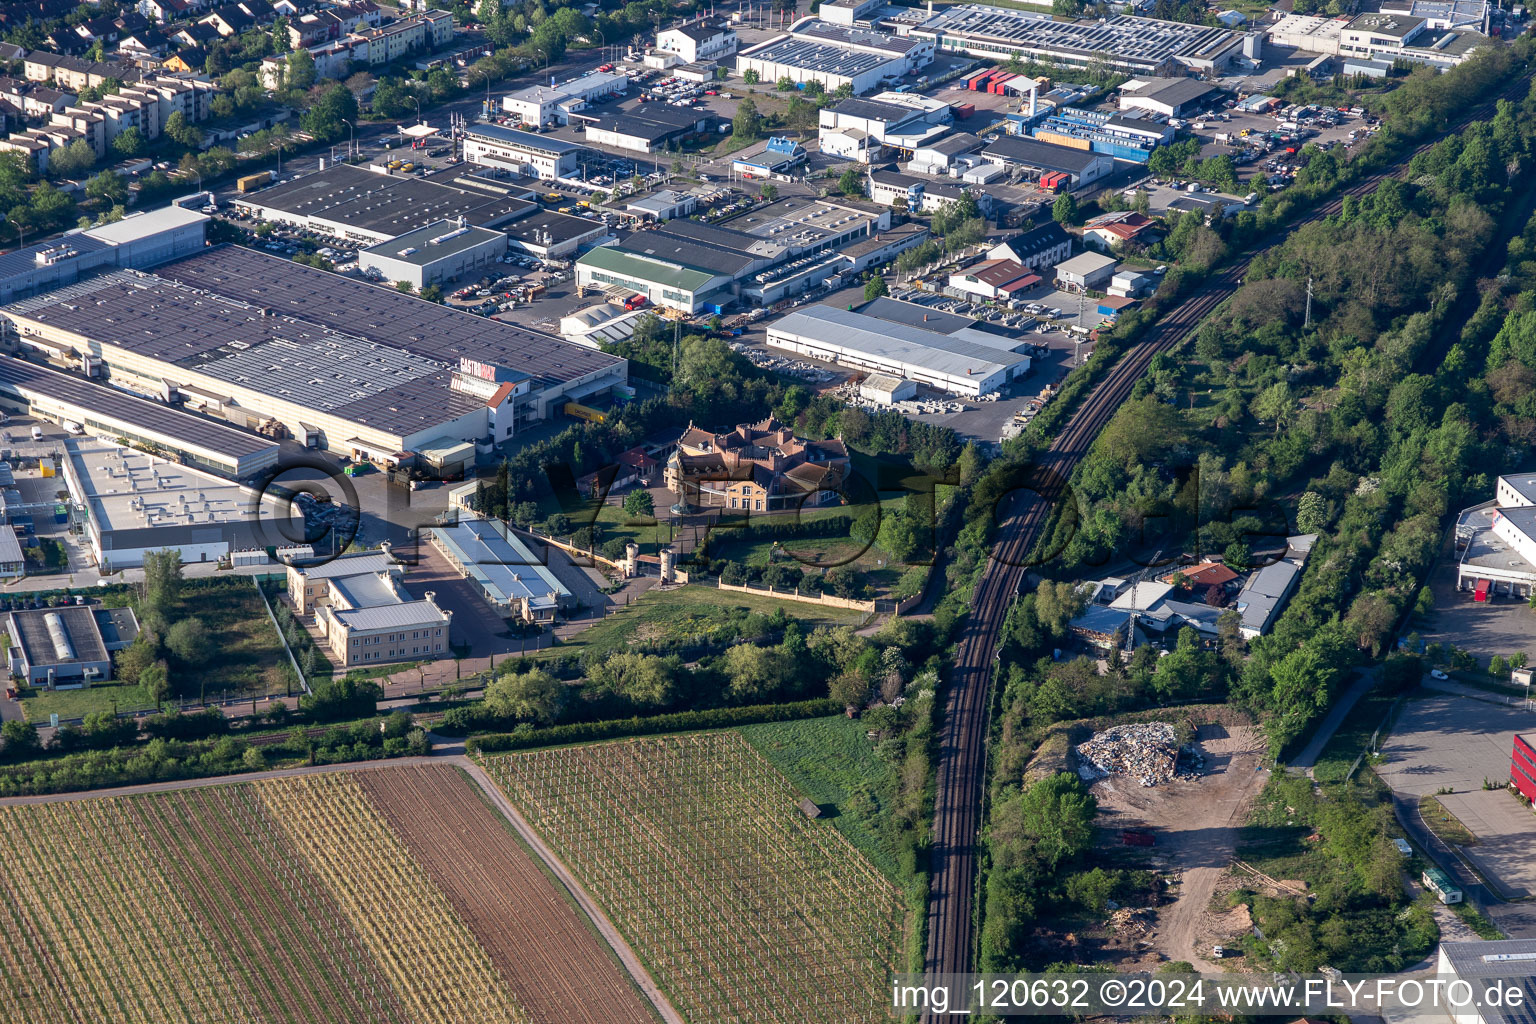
[1075,722,1205,787]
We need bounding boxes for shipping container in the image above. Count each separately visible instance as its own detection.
[954,103,975,119]
[963,69,991,90]
[564,402,608,424]
[989,72,1015,94]
[236,171,273,193]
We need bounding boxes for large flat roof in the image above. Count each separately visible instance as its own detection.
[915,6,1238,64]
[739,35,900,78]
[360,221,505,267]
[147,246,621,387]
[503,209,606,246]
[577,245,719,292]
[462,122,589,155]
[62,436,292,535]
[433,517,569,609]
[80,205,207,245]
[232,164,536,238]
[768,304,1026,381]
[9,605,108,669]
[578,104,704,142]
[983,134,1106,173]
[0,356,278,469]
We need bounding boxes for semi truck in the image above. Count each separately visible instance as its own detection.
[237,171,274,193]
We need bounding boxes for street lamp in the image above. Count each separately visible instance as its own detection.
[342,118,356,161]
[412,96,421,125]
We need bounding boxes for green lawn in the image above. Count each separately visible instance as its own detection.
[739,715,901,882]
[527,585,867,663]
[22,680,161,723]
[168,580,290,700]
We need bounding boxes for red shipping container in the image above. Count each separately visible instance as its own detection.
[989,72,1015,94]
[954,103,975,119]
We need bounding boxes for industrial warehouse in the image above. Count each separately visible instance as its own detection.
[2,245,627,470]
[577,196,891,311]
[765,302,1031,398]
[60,437,306,571]
[736,18,934,94]
[229,163,539,243]
[906,5,1247,75]
[461,123,590,179]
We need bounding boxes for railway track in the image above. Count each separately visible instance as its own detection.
[918,68,1536,1004]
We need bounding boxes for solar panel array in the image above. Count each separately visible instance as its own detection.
[0,356,277,460]
[153,247,621,386]
[232,163,536,238]
[742,36,899,77]
[919,7,1237,63]
[3,246,623,439]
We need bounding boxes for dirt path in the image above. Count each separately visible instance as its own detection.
[1090,724,1269,969]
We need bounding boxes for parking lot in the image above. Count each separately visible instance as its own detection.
[1377,691,1536,900]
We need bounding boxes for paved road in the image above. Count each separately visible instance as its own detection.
[1288,668,1378,773]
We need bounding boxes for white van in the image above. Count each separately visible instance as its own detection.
[30,426,43,441]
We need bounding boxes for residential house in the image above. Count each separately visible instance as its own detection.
[987,221,1073,273]
[665,416,850,511]
[1082,210,1158,251]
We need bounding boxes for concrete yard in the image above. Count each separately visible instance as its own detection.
[1421,532,1536,667]
[1377,690,1536,900]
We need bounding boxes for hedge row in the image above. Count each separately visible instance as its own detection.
[466,698,843,754]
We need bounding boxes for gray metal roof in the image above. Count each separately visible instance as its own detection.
[768,304,1027,381]
[150,247,622,387]
[0,233,111,281]
[233,163,536,237]
[1125,77,1218,108]
[9,605,108,669]
[289,550,399,579]
[828,96,921,124]
[360,221,505,267]
[857,295,975,334]
[983,134,1106,174]
[462,122,589,155]
[0,356,277,462]
[332,599,449,630]
[579,104,704,142]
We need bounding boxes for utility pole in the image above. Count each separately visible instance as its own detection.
[1304,276,1313,329]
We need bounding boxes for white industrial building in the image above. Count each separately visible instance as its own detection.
[1265,14,1346,52]
[736,18,934,95]
[4,246,626,463]
[817,93,953,159]
[1117,77,1219,118]
[1456,475,1536,599]
[7,605,139,688]
[1054,251,1118,291]
[358,220,508,290]
[1436,939,1536,1024]
[766,304,1030,398]
[461,123,589,179]
[501,70,627,127]
[859,373,916,405]
[655,17,737,63]
[60,437,307,571]
[430,516,572,623]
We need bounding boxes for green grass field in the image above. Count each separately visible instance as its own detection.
[739,715,901,881]
[21,680,161,722]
